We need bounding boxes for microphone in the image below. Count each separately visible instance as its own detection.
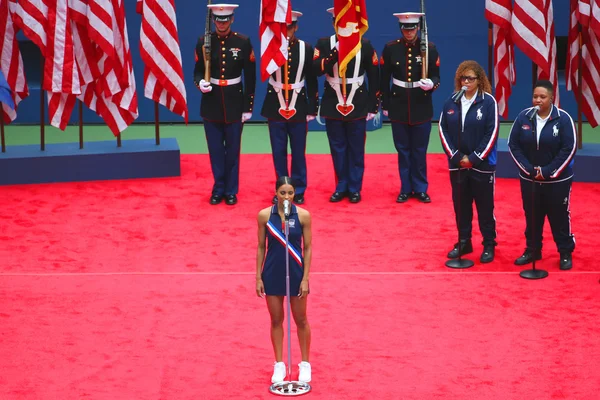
[527,105,540,121]
[452,86,468,104]
[283,199,290,218]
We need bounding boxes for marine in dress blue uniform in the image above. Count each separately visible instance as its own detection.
[508,98,577,270]
[262,205,305,296]
[381,12,440,203]
[312,8,380,203]
[439,67,499,263]
[194,4,256,205]
[261,11,319,205]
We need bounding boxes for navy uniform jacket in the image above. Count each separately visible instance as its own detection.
[508,105,577,181]
[439,91,499,172]
[194,32,256,123]
[380,38,440,124]
[313,36,379,120]
[261,39,319,122]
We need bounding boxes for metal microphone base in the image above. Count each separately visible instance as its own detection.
[445,258,475,269]
[519,268,548,280]
[269,381,311,396]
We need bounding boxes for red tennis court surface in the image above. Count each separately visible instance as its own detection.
[1,154,599,399]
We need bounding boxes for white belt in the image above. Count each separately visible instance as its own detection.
[269,77,305,90]
[327,74,365,86]
[210,76,241,86]
[393,78,420,89]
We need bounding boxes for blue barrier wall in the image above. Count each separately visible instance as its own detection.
[14,0,575,125]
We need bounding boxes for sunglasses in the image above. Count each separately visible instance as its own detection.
[460,76,478,83]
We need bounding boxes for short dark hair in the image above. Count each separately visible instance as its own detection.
[534,80,554,95]
[275,176,295,191]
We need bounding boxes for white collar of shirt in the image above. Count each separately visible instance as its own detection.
[535,111,551,145]
[461,90,478,130]
[461,90,477,108]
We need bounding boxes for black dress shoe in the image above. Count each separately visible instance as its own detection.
[349,192,361,203]
[272,195,277,204]
[414,192,431,203]
[396,193,410,203]
[225,194,237,205]
[480,245,495,263]
[294,194,305,204]
[210,194,223,205]
[329,191,346,202]
[514,249,542,265]
[559,253,573,270]
[447,240,473,259]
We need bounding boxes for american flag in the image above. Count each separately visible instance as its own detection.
[0,0,29,123]
[566,0,600,127]
[13,0,138,134]
[334,0,368,79]
[511,0,559,105]
[537,0,559,105]
[485,0,516,119]
[74,0,139,135]
[137,0,188,122]
[259,0,291,81]
[12,0,81,130]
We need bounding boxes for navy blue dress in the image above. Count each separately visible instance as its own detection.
[262,205,305,296]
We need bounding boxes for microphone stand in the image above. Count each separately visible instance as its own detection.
[284,212,293,381]
[269,203,311,395]
[520,114,548,279]
[446,95,474,269]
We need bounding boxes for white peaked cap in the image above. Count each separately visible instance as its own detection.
[208,4,239,16]
[393,12,424,25]
[291,11,303,22]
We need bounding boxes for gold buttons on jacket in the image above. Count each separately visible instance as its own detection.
[408,66,412,70]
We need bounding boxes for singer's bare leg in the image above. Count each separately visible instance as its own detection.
[291,296,311,362]
[266,295,285,362]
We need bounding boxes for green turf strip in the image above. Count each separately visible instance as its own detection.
[3,122,598,155]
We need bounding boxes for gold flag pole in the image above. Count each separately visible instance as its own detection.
[284,43,290,110]
[342,74,347,105]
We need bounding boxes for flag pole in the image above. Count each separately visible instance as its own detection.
[1,103,5,153]
[40,57,45,151]
[342,74,347,105]
[488,22,493,83]
[79,99,84,149]
[577,25,583,149]
[154,101,160,145]
[531,61,536,91]
[284,39,290,111]
[117,133,122,147]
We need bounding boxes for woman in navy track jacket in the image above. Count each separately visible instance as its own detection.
[508,80,576,270]
[439,60,499,264]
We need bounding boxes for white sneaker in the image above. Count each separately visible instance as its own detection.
[271,362,286,383]
[298,361,311,383]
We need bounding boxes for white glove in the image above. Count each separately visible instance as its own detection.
[419,78,434,91]
[366,113,376,121]
[382,110,389,117]
[306,115,316,122]
[242,112,252,123]
[198,79,212,93]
